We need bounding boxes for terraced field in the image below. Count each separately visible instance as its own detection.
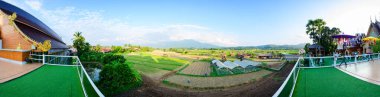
[266,62,286,70]
[125,54,189,82]
[126,54,189,71]
[180,62,211,75]
[165,70,272,88]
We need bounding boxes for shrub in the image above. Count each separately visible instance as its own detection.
[80,51,103,62]
[101,54,126,65]
[261,62,268,67]
[98,61,142,95]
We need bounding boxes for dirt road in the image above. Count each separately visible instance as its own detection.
[115,63,294,97]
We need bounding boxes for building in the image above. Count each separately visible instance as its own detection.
[257,53,273,59]
[0,1,68,64]
[308,44,325,56]
[367,20,380,37]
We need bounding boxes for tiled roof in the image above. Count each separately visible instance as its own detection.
[15,22,67,49]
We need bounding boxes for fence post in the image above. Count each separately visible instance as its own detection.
[293,63,296,83]
[334,56,337,66]
[42,54,45,64]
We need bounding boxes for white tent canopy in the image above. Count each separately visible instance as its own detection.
[212,59,260,69]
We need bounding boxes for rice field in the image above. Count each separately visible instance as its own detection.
[126,54,189,72]
[165,70,272,88]
[210,65,261,76]
[265,61,286,70]
[180,62,211,75]
[125,54,191,83]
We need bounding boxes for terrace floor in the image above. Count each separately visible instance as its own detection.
[337,60,380,85]
[0,60,42,83]
[293,66,380,97]
[0,65,85,97]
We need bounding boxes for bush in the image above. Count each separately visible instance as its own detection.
[98,61,142,95]
[101,54,126,64]
[80,51,103,62]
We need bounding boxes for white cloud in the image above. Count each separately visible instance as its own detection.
[4,0,240,47]
[323,0,380,35]
[3,0,30,11]
[31,6,239,46]
[25,0,42,11]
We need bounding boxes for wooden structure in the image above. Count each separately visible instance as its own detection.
[257,54,272,59]
[308,44,325,57]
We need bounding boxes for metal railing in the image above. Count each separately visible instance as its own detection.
[272,53,380,97]
[42,55,105,97]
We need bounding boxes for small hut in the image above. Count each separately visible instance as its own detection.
[308,44,324,57]
[257,54,272,59]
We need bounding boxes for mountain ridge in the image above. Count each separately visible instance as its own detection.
[145,39,305,49]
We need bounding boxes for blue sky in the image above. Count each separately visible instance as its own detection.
[4,0,380,46]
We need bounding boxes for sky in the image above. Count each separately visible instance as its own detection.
[4,0,380,47]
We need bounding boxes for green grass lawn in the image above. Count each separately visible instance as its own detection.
[126,54,188,73]
[0,65,86,97]
[293,67,380,97]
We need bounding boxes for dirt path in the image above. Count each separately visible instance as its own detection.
[115,62,294,97]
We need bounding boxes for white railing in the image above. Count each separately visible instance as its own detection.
[42,55,105,97]
[272,58,301,97]
[272,53,380,97]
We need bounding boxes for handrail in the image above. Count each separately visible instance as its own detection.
[42,55,105,97]
[272,58,300,97]
[76,56,105,97]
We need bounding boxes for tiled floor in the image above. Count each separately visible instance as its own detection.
[337,60,380,85]
[0,60,42,83]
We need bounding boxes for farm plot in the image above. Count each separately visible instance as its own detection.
[164,70,272,88]
[126,55,188,71]
[180,62,211,75]
[265,61,286,70]
[254,59,281,62]
[150,50,210,60]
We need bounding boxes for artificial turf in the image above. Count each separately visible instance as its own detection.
[0,65,86,97]
[293,67,380,97]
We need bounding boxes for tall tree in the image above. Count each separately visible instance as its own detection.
[73,32,90,57]
[306,19,341,55]
[306,19,326,44]
[94,44,102,52]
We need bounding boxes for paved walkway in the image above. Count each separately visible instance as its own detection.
[337,60,380,85]
[0,60,42,83]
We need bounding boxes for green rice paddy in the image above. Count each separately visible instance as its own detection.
[126,54,188,73]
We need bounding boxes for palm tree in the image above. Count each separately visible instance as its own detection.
[306,19,326,56]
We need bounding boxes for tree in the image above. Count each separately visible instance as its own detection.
[73,32,91,57]
[93,44,102,52]
[304,43,311,53]
[99,61,142,95]
[306,19,341,55]
[320,27,340,54]
[372,39,380,53]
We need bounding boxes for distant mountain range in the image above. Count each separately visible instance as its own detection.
[146,39,220,48]
[226,43,306,50]
[145,39,306,50]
